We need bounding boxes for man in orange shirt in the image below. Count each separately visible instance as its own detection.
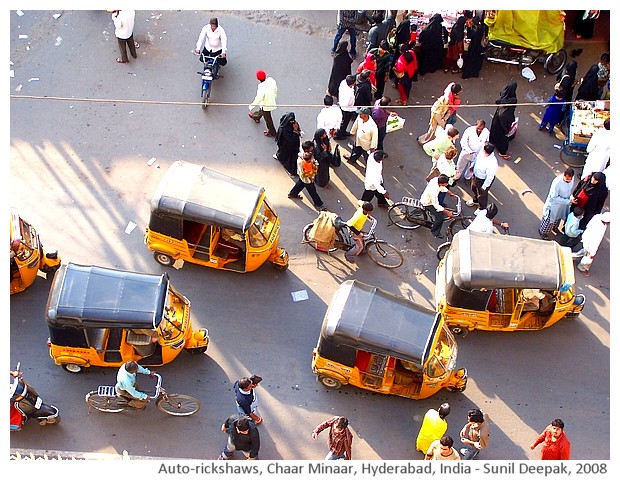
[530,418,571,460]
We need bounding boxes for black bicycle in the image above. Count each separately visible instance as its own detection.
[388,195,471,235]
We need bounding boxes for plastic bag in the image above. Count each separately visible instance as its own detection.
[386,115,406,133]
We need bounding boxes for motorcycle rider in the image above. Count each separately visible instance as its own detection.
[344,201,374,264]
[194,17,227,77]
[115,360,154,409]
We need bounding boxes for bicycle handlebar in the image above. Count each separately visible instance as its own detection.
[148,373,163,400]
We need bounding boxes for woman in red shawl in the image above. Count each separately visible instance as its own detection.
[394,48,418,105]
[356,52,377,88]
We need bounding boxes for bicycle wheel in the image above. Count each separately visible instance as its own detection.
[446,216,473,241]
[388,203,426,230]
[303,223,337,252]
[86,393,126,413]
[365,240,403,268]
[156,394,201,416]
[436,241,451,261]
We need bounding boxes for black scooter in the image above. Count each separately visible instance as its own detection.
[10,363,60,431]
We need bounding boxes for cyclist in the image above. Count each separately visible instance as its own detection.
[344,201,374,263]
[466,202,509,234]
[194,17,227,77]
[115,360,154,409]
[420,174,457,239]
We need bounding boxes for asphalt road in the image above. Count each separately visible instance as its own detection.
[9,10,610,463]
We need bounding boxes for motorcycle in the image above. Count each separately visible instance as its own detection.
[10,363,60,431]
[485,39,567,75]
[196,52,223,109]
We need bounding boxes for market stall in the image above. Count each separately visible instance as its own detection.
[560,100,610,167]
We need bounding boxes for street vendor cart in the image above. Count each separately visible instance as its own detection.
[560,100,610,167]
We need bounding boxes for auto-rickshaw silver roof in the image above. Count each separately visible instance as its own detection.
[150,161,264,232]
[321,280,440,367]
[448,230,572,291]
[45,263,168,328]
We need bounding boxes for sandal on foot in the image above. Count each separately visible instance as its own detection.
[288,194,302,199]
[248,112,260,123]
[134,42,140,49]
[116,58,128,63]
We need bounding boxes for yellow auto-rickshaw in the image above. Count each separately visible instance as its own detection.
[312,280,468,400]
[145,161,288,272]
[45,263,209,373]
[435,230,586,335]
[10,209,61,295]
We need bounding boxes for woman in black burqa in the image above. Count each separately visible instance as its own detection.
[327,41,353,99]
[570,171,608,230]
[313,128,337,188]
[275,112,302,177]
[444,12,470,74]
[575,64,600,101]
[489,81,518,160]
[461,16,488,79]
[418,13,447,76]
[557,60,578,103]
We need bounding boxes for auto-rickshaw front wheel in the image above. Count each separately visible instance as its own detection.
[318,375,342,389]
[62,363,85,374]
[448,326,469,338]
[188,346,208,354]
[153,252,175,267]
[447,385,467,393]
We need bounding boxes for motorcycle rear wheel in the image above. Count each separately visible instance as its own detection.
[544,50,567,75]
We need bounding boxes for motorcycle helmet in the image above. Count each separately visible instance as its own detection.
[438,403,451,418]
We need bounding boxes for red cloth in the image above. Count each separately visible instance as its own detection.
[533,426,571,460]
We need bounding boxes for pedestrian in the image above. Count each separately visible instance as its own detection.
[570,171,608,229]
[443,82,462,126]
[574,211,610,276]
[530,418,571,460]
[581,119,610,179]
[361,150,390,208]
[331,11,358,59]
[111,10,139,64]
[433,145,459,205]
[314,128,337,189]
[556,60,579,104]
[354,70,374,109]
[368,40,392,99]
[423,126,460,166]
[347,107,378,165]
[455,119,489,182]
[596,53,610,99]
[311,415,353,460]
[317,95,343,139]
[461,15,488,79]
[344,202,374,264]
[466,203,509,234]
[418,92,450,145]
[371,96,393,155]
[393,48,418,106]
[417,13,448,76]
[425,435,461,460]
[538,87,566,136]
[288,151,324,209]
[218,414,260,460]
[489,81,518,160]
[420,174,456,239]
[334,75,357,139]
[194,17,228,75]
[248,70,278,138]
[539,168,575,240]
[444,12,471,74]
[233,375,263,425]
[572,10,599,39]
[356,53,377,89]
[274,112,302,178]
[327,41,353,98]
[366,11,396,52]
[459,408,490,460]
[555,206,585,249]
[467,142,498,210]
[575,64,600,101]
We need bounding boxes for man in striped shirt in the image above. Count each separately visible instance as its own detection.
[311,416,353,460]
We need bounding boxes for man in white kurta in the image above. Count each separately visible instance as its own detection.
[581,119,610,180]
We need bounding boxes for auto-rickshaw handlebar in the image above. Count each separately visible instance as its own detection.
[149,373,163,400]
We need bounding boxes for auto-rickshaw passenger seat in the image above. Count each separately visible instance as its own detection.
[88,328,110,353]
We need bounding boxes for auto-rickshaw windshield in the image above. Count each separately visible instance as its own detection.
[425,326,457,379]
[158,285,188,340]
[17,217,38,250]
[248,199,277,248]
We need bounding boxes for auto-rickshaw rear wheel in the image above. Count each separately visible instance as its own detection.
[153,252,175,266]
[448,326,469,338]
[62,363,84,374]
[272,262,288,271]
[318,375,342,389]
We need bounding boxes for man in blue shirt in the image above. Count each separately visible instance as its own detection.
[115,360,153,409]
